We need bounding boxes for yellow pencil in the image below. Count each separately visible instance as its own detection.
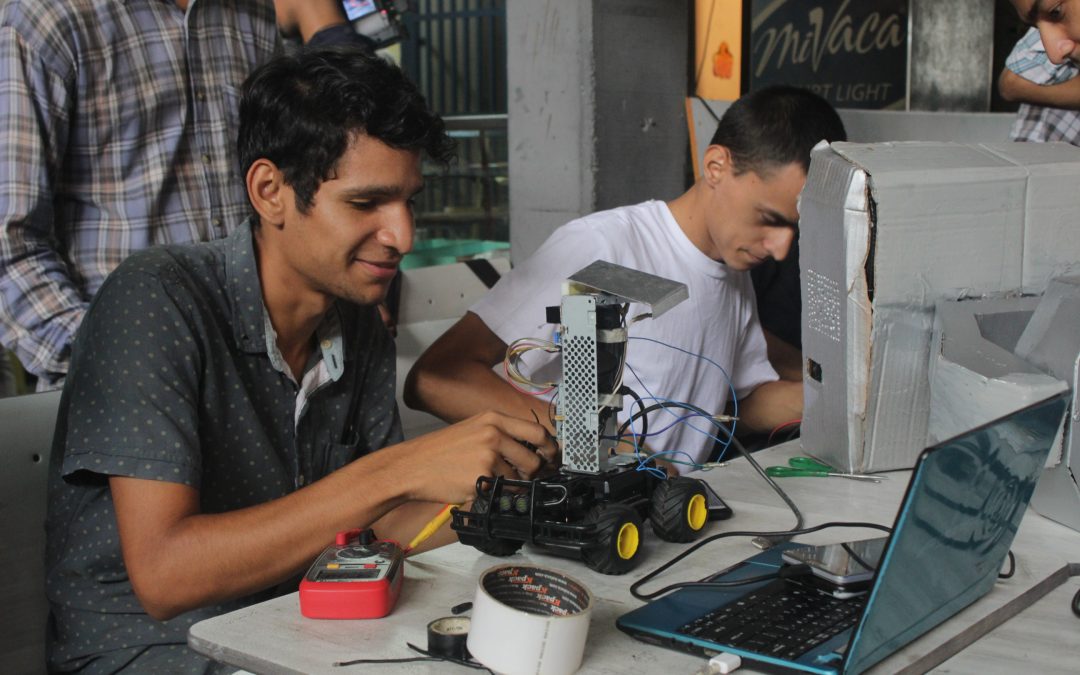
[405,503,460,552]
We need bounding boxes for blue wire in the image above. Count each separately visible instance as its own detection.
[628,335,739,438]
[609,335,741,475]
[622,404,668,479]
[625,362,737,468]
[603,411,716,439]
[617,397,736,443]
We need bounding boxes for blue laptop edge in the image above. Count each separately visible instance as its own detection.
[616,392,1070,674]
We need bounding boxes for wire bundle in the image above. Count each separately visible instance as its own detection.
[502,337,560,395]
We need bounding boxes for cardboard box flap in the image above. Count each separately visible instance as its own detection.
[928,295,1067,465]
[981,143,1080,292]
[831,141,1019,178]
[799,145,874,471]
[829,142,1028,306]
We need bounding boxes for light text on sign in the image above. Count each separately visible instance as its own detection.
[753,0,904,78]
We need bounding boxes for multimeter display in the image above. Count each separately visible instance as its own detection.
[299,530,404,619]
[315,568,379,581]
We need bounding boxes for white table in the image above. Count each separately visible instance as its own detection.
[189,442,1080,674]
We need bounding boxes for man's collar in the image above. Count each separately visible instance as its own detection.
[225,219,271,354]
[224,219,347,382]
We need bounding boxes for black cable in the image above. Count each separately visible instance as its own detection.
[547,390,558,431]
[335,644,494,672]
[841,542,877,572]
[618,400,714,437]
[998,550,1016,579]
[620,386,648,444]
[781,423,802,443]
[696,95,722,124]
[1069,561,1080,619]
[631,564,817,602]
[616,399,804,540]
[406,643,494,673]
[630,521,893,601]
[692,0,717,89]
[335,656,436,667]
[728,433,805,543]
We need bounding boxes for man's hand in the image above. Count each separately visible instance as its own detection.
[109,412,556,621]
[392,411,557,504]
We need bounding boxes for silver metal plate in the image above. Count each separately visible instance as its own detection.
[565,260,688,319]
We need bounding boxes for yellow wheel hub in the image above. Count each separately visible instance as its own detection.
[616,522,640,560]
[686,494,708,531]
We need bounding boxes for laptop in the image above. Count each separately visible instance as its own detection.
[617,392,1069,674]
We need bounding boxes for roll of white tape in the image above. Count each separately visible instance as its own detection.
[466,564,593,675]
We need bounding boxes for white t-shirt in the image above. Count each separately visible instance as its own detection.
[471,200,778,472]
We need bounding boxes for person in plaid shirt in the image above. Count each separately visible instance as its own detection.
[999,26,1080,144]
[0,0,368,391]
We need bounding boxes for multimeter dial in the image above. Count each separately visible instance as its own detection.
[337,545,376,559]
[300,532,405,620]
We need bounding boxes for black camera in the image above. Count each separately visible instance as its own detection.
[341,0,409,48]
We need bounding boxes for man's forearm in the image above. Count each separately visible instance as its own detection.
[405,312,557,433]
[737,380,803,435]
[113,448,415,621]
[0,259,86,385]
[762,329,803,382]
[113,412,553,620]
[999,68,1080,108]
[407,358,554,432]
[1,28,85,384]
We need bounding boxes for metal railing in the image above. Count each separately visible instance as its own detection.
[401,1,508,249]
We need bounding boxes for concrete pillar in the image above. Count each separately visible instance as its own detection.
[506,0,690,261]
[909,0,996,111]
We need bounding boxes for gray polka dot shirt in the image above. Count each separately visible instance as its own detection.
[44,221,402,673]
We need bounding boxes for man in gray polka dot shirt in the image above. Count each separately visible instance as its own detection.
[44,47,556,673]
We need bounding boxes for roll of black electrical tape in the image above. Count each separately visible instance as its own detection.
[427,616,471,661]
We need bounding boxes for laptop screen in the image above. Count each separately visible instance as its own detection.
[843,392,1068,674]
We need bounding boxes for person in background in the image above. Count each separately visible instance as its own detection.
[0,0,369,391]
[46,46,555,673]
[405,86,846,471]
[750,237,806,382]
[1010,0,1080,66]
[999,26,1080,144]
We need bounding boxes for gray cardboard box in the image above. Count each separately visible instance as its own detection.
[923,281,1080,534]
[799,142,1080,473]
[1015,276,1080,532]
[926,295,1066,446]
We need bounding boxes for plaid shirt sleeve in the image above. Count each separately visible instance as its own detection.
[0,26,86,386]
[1007,27,1080,85]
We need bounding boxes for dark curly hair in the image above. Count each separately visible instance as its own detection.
[238,46,455,216]
[709,86,846,176]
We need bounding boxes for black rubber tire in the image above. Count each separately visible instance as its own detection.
[650,477,708,542]
[581,503,644,575]
[469,495,524,557]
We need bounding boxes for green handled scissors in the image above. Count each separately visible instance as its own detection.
[765,456,884,483]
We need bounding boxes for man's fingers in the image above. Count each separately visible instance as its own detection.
[496,434,542,477]
[475,412,552,476]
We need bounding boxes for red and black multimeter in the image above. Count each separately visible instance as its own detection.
[299,528,404,619]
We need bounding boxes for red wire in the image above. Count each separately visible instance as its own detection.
[767,418,802,446]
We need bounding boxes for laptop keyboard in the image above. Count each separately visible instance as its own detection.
[677,580,865,660]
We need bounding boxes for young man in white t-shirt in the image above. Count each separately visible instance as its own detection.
[404,86,846,472]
